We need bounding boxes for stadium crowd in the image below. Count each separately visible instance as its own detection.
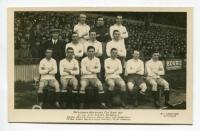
[14,12,186,64]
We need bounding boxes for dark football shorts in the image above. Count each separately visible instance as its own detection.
[127,74,145,87]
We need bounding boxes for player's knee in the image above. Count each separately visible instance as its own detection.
[38,87,43,93]
[72,79,78,89]
[80,81,87,94]
[61,83,67,90]
[120,82,126,92]
[54,83,60,92]
[127,82,134,91]
[150,81,157,90]
[96,81,102,88]
[140,83,147,92]
[107,81,115,90]
[164,81,169,91]
[152,85,157,91]
[108,85,115,90]
[38,84,44,93]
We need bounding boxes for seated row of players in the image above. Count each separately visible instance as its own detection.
[38,46,170,109]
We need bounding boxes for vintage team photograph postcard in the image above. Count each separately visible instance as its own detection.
[8,7,193,124]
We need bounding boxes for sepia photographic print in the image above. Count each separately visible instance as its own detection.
[8,7,192,124]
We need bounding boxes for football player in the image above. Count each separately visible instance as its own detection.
[146,51,170,108]
[38,48,60,108]
[79,46,107,109]
[59,47,79,108]
[125,50,147,107]
[104,48,128,108]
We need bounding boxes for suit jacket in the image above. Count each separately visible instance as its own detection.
[42,39,65,62]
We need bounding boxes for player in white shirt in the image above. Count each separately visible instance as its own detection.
[125,50,147,107]
[65,32,84,60]
[59,47,79,108]
[104,48,128,108]
[79,46,107,109]
[73,14,90,44]
[109,16,128,42]
[38,48,60,108]
[146,52,170,108]
[84,30,102,57]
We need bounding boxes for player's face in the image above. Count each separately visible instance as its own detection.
[111,50,118,58]
[113,31,120,40]
[152,53,160,61]
[116,18,122,24]
[87,48,95,57]
[89,32,96,41]
[66,49,74,58]
[133,51,140,59]
[45,50,53,59]
[72,34,79,42]
[80,17,86,23]
[52,32,59,40]
[97,18,104,26]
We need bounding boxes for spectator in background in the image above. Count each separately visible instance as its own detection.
[73,14,90,45]
[15,41,32,64]
[31,41,43,64]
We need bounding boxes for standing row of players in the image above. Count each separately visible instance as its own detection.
[38,46,170,109]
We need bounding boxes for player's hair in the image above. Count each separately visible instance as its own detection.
[113,30,120,35]
[96,16,103,20]
[87,46,95,51]
[66,47,74,52]
[133,49,140,54]
[111,48,118,53]
[71,32,78,39]
[89,29,96,34]
[151,50,159,55]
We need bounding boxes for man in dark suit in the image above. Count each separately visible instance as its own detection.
[43,29,65,62]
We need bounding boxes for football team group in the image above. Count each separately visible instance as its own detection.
[37,14,170,109]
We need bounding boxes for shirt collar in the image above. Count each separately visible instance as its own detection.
[78,22,86,26]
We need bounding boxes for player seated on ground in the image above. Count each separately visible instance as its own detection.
[38,48,60,108]
[84,30,103,57]
[65,32,84,61]
[79,46,107,109]
[104,48,128,108]
[145,51,170,108]
[125,50,147,107]
[106,30,126,68]
[59,47,79,109]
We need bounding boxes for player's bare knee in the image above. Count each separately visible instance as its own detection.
[164,81,170,91]
[120,83,127,92]
[140,83,147,92]
[72,80,78,89]
[108,86,115,91]
[127,82,134,91]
